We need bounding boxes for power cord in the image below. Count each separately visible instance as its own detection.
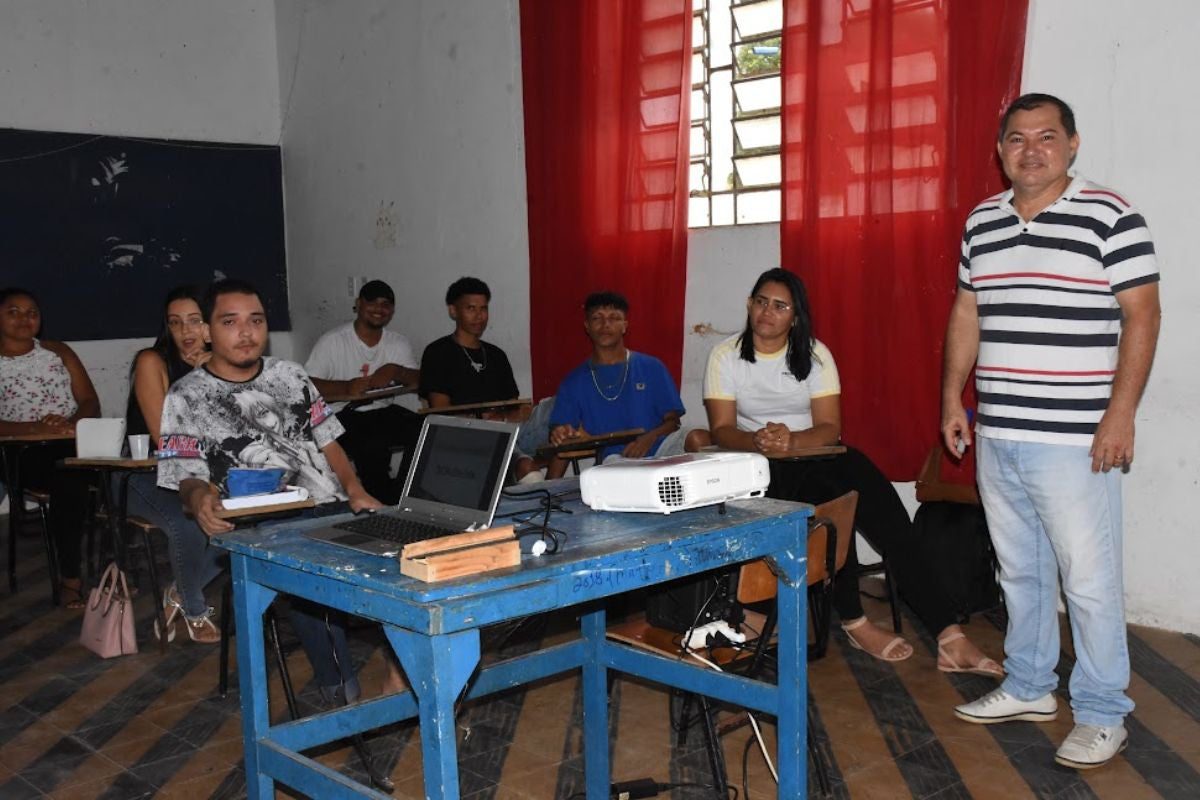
[497,486,570,553]
[682,646,778,788]
[566,779,730,799]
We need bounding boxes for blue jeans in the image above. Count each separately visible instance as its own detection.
[976,437,1133,727]
[126,473,225,618]
[257,503,361,700]
[128,480,359,698]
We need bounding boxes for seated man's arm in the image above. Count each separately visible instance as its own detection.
[368,363,419,388]
[305,334,368,397]
[179,478,234,536]
[321,440,384,513]
[622,410,681,458]
[427,391,453,409]
[310,376,368,397]
[370,335,420,388]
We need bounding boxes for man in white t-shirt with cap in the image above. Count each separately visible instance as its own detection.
[306,279,422,503]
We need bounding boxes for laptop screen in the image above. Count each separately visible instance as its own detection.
[406,420,514,511]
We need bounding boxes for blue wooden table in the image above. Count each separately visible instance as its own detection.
[215,493,811,799]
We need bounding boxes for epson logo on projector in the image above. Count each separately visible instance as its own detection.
[706,477,721,485]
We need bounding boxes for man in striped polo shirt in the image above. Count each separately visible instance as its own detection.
[941,94,1161,769]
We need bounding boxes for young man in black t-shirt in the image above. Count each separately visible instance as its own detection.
[418,277,519,408]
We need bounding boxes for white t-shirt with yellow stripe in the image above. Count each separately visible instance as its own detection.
[702,334,840,432]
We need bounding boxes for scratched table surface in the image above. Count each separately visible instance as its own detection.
[215,491,811,633]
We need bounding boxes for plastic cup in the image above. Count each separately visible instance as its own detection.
[128,434,150,460]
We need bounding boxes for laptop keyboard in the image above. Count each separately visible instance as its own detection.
[332,514,458,547]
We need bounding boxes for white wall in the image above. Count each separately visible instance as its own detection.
[274,0,532,397]
[1021,0,1200,633]
[0,0,287,415]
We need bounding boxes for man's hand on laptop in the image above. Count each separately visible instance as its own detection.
[550,424,590,447]
[347,489,385,514]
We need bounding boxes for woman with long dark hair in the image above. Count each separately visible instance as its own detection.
[701,268,1001,674]
[0,287,100,607]
[124,285,223,643]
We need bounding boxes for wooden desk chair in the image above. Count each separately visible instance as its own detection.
[417,397,533,419]
[606,491,856,798]
[736,489,857,660]
[537,428,645,475]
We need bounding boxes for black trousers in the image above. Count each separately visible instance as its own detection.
[766,445,956,636]
[335,406,423,504]
[19,441,93,581]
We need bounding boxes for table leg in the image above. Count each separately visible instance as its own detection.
[2,445,23,594]
[580,603,610,799]
[97,474,128,572]
[231,555,279,800]
[386,626,481,800]
[773,528,808,798]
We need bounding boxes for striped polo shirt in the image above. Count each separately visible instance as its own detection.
[959,174,1159,446]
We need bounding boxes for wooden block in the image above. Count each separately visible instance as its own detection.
[400,525,520,582]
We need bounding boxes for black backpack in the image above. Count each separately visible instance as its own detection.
[912,501,1002,622]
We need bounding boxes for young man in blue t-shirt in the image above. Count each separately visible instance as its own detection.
[548,291,684,474]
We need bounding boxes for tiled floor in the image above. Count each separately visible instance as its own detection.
[1,519,1198,799]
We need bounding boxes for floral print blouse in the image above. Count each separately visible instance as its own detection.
[0,341,78,423]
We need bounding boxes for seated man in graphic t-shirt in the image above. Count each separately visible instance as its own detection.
[548,291,685,477]
[158,278,391,705]
[306,279,422,502]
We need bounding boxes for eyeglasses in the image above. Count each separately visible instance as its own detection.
[167,318,204,331]
[751,296,792,314]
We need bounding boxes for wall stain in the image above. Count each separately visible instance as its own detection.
[373,200,398,250]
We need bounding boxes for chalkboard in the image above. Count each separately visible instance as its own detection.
[0,128,289,341]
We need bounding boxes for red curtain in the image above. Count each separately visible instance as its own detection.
[520,0,692,399]
[781,0,1028,479]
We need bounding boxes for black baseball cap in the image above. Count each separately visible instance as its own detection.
[359,279,395,303]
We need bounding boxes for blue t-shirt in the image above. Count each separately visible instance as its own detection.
[550,351,684,461]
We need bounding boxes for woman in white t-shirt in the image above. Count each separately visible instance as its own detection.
[701,269,1002,676]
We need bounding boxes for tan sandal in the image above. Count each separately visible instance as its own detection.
[59,579,86,610]
[842,617,913,662]
[181,608,220,644]
[937,631,1004,678]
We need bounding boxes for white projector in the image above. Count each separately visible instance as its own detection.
[580,451,770,513]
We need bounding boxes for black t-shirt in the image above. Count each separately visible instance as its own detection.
[418,335,518,405]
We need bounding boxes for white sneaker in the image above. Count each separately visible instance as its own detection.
[1055,723,1127,769]
[955,687,1058,724]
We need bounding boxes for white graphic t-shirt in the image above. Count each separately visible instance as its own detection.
[157,357,346,503]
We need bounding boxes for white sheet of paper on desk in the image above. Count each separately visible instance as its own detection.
[221,486,310,510]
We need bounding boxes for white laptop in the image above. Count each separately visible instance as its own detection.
[305,414,519,556]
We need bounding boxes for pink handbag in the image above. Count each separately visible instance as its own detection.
[79,562,139,658]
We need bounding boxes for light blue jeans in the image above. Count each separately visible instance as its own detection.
[126,472,226,618]
[976,436,1133,727]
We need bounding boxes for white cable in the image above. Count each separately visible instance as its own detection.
[683,645,779,784]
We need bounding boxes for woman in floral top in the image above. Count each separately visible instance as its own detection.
[1,287,101,607]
